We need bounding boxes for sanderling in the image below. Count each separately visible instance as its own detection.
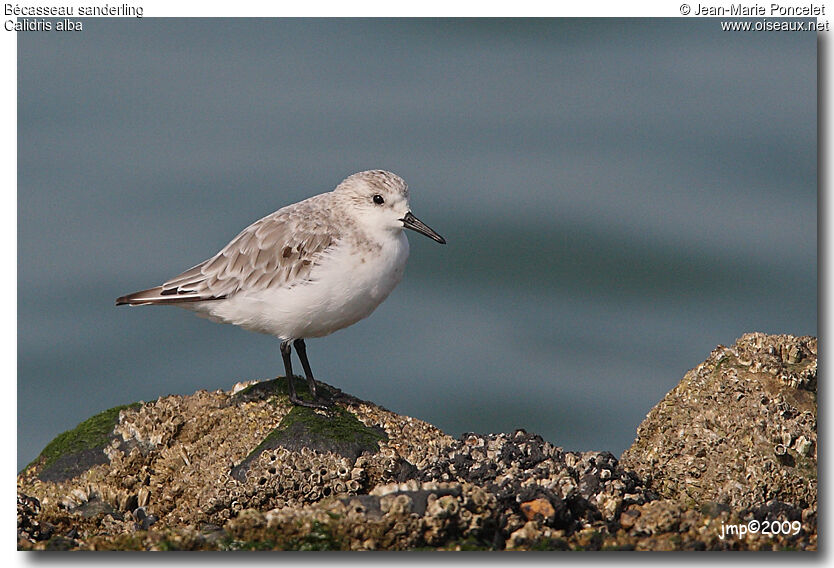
[116,170,445,408]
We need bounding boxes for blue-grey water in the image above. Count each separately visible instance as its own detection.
[17,19,816,470]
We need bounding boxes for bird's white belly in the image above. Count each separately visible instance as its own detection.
[186,233,410,340]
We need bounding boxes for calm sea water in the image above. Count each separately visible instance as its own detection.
[18,19,816,469]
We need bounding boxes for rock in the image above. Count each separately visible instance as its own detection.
[629,500,682,535]
[17,494,52,544]
[17,333,817,550]
[506,521,543,550]
[520,498,555,522]
[620,333,817,514]
[230,403,387,482]
[30,403,142,483]
[17,375,456,548]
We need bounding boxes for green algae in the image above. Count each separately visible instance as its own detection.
[232,375,338,406]
[279,404,386,448]
[29,402,141,478]
[232,399,387,481]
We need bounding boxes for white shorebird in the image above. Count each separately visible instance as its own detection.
[116,170,445,408]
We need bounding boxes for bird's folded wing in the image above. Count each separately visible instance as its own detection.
[165,206,339,301]
[118,199,340,306]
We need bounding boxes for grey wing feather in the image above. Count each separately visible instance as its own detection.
[166,202,338,300]
[116,195,340,306]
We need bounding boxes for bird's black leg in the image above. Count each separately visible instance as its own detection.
[293,338,330,409]
[280,339,299,403]
[281,339,328,409]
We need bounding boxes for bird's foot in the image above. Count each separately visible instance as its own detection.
[289,393,332,410]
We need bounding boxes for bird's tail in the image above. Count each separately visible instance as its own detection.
[115,286,204,306]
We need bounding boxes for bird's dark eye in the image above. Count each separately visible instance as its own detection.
[373,194,384,205]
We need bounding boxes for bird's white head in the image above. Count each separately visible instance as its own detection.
[334,170,446,244]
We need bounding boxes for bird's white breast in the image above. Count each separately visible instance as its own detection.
[188,230,411,340]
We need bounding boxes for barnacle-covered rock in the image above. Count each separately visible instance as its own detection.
[17,333,817,550]
[220,480,501,550]
[17,375,456,548]
[416,430,652,541]
[620,333,817,514]
[30,403,143,483]
[17,494,52,545]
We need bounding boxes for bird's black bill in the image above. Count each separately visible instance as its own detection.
[401,212,446,244]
